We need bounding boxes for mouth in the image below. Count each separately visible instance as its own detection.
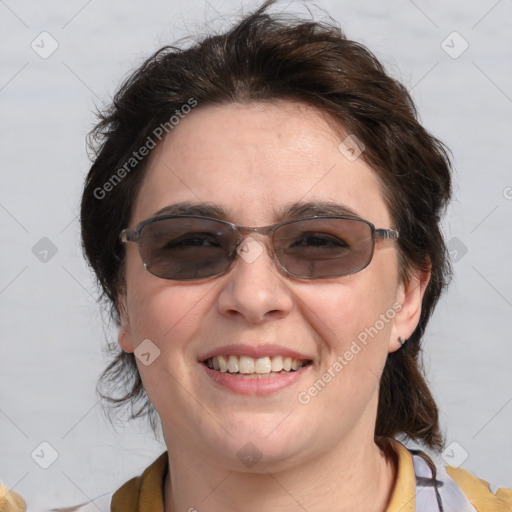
[203,355,312,379]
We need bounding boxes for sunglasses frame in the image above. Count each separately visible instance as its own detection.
[120,214,399,280]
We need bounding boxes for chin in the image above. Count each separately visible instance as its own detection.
[194,415,313,473]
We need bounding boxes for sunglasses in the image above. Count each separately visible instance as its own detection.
[120,215,399,280]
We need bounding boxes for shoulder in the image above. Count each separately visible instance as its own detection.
[410,447,512,512]
[387,438,511,512]
[445,465,512,512]
[56,452,167,512]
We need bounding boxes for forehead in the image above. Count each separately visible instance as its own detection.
[132,100,391,227]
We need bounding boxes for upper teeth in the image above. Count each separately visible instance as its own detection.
[205,355,308,374]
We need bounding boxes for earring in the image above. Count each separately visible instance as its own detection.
[398,336,406,346]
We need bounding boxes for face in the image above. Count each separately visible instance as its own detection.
[118,101,427,472]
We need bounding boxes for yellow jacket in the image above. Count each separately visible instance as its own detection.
[66,439,512,512]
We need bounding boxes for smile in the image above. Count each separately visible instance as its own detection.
[203,354,311,377]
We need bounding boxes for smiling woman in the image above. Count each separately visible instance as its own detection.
[76,1,511,511]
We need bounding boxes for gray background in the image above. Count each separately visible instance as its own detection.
[1,0,511,509]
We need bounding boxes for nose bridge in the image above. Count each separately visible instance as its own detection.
[217,228,293,323]
[236,230,277,268]
[237,222,276,237]
[234,224,278,264]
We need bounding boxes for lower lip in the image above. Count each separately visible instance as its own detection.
[201,364,310,395]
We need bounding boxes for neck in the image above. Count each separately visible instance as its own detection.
[163,435,397,512]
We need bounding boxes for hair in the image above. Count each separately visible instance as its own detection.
[81,0,452,449]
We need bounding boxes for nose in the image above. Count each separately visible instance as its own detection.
[216,235,294,324]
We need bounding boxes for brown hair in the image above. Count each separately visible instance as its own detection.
[81,1,452,448]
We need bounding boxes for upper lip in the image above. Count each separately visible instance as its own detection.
[199,344,313,362]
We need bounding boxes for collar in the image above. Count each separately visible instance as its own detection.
[111,438,416,512]
[111,451,167,512]
[385,438,416,512]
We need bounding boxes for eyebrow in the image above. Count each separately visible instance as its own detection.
[151,200,361,223]
[277,201,360,220]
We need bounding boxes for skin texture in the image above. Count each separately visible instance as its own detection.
[118,101,430,512]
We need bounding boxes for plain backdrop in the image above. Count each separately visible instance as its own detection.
[1,0,511,509]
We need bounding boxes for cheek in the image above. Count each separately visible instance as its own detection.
[301,255,400,365]
[124,280,215,415]
[305,283,393,344]
[123,243,219,361]
[126,281,211,352]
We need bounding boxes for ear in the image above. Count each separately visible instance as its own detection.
[117,293,135,353]
[388,263,431,353]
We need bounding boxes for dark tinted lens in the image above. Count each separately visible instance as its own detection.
[274,218,373,278]
[138,218,237,279]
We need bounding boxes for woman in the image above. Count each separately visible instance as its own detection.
[78,1,511,510]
